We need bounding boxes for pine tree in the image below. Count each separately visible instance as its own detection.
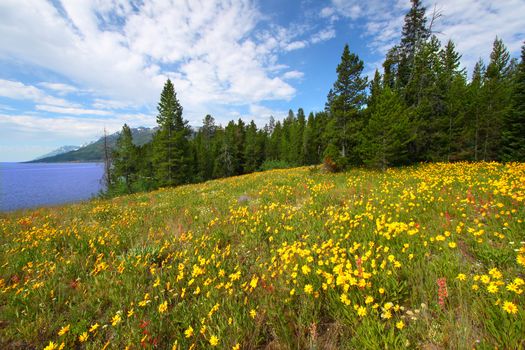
[112,124,137,193]
[327,43,368,167]
[290,108,306,165]
[360,86,412,170]
[501,42,525,161]
[481,37,512,160]
[398,0,430,90]
[152,79,192,186]
[195,114,217,181]
[243,120,260,172]
[431,40,468,161]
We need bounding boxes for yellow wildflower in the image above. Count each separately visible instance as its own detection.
[58,324,70,336]
[502,301,518,314]
[89,323,100,333]
[396,320,405,329]
[184,326,194,338]
[79,332,88,342]
[209,335,219,346]
[44,341,58,350]
[158,301,168,314]
[304,284,313,294]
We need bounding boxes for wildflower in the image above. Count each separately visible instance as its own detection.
[437,278,448,308]
[379,287,385,294]
[456,273,466,281]
[250,276,258,289]
[127,308,134,318]
[301,265,311,275]
[396,320,405,329]
[79,332,88,342]
[289,288,295,296]
[304,284,313,294]
[249,309,256,319]
[487,283,498,294]
[502,301,518,314]
[89,323,100,333]
[158,301,168,314]
[448,242,457,248]
[58,324,70,336]
[44,341,58,350]
[111,313,122,326]
[232,344,240,350]
[184,326,194,338]
[381,310,392,319]
[357,306,367,317]
[365,296,374,304]
[209,335,219,346]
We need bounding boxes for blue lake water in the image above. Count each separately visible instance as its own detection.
[0,162,105,212]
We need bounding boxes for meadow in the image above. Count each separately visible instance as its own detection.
[1,162,524,349]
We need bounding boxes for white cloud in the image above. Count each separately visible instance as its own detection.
[35,105,112,116]
[248,104,287,127]
[0,0,302,121]
[284,40,308,51]
[283,70,305,80]
[0,112,154,140]
[0,79,75,107]
[39,82,78,95]
[311,28,336,44]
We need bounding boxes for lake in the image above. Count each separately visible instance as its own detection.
[0,162,105,212]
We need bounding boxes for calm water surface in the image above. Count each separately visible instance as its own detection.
[0,162,104,212]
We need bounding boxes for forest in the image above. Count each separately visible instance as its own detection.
[108,0,525,195]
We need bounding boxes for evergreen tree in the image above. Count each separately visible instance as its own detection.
[303,112,318,165]
[327,43,368,167]
[398,0,430,90]
[465,59,486,160]
[195,114,217,181]
[360,86,412,170]
[501,42,525,161]
[431,40,468,161]
[112,124,138,193]
[481,37,512,160]
[243,120,260,172]
[152,79,192,186]
[290,108,306,165]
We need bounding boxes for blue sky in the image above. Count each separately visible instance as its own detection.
[0,0,523,161]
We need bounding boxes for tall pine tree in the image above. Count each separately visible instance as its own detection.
[152,79,192,186]
[326,43,368,167]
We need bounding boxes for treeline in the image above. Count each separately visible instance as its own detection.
[108,0,525,194]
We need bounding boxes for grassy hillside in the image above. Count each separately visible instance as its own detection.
[1,163,524,349]
[32,127,154,163]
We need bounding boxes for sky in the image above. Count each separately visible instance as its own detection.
[0,0,523,162]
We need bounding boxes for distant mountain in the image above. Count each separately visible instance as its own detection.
[32,145,79,161]
[31,127,156,163]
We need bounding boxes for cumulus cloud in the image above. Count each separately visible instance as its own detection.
[0,0,307,124]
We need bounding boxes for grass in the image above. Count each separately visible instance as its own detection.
[1,162,524,349]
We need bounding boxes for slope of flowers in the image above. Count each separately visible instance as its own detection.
[1,162,524,349]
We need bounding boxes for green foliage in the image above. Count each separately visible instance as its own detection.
[360,87,412,170]
[259,159,292,171]
[326,44,368,168]
[152,79,192,187]
[111,124,138,193]
[501,42,525,161]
